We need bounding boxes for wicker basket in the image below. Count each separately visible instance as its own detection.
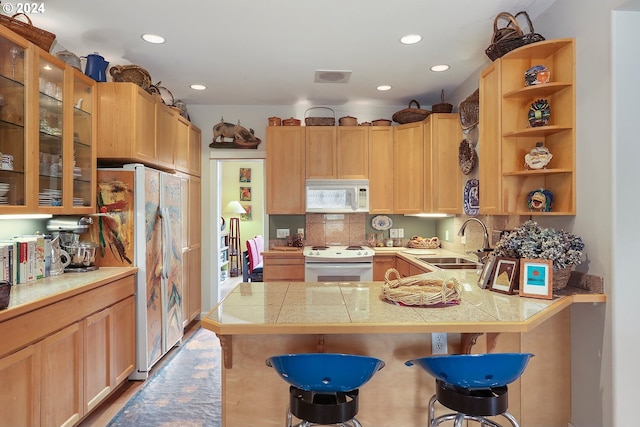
[304,107,335,126]
[485,11,545,61]
[109,65,152,90]
[0,12,56,52]
[552,266,573,290]
[407,236,440,249]
[392,100,431,124]
[432,90,453,113]
[458,89,479,132]
[382,269,462,307]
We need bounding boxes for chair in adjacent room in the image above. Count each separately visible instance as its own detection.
[244,237,263,282]
[405,353,534,427]
[266,353,385,427]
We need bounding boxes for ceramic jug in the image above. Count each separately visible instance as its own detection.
[84,52,108,82]
[50,235,71,276]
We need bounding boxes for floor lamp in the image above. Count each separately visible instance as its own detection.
[223,200,246,277]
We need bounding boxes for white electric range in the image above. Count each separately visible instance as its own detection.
[303,245,374,282]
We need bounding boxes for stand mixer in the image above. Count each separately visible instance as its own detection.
[46,216,99,273]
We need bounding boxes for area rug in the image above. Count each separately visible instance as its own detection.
[108,327,222,427]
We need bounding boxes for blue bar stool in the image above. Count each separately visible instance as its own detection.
[266,353,385,427]
[405,353,534,427]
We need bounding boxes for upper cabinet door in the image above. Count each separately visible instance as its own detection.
[36,53,66,212]
[305,126,336,179]
[68,71,96,212]
[336,126,368,179]
[0,28,28,212]
[266,126,305,214]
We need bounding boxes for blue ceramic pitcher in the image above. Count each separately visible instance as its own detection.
[84,52,108,82]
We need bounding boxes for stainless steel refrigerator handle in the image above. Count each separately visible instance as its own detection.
[161,207,172,279]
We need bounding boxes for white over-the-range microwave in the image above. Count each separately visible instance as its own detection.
[305,179,369,213]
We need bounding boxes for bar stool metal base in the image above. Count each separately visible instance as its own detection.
[429,379,520,427]
[287,386,362,427]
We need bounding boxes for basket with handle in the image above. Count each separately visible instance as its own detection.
[431,90,453,113]
[0,8,56,52]
[485,11,545,61]
[382,269,462,307]
[392,99,431,124]
[304,107,335,126]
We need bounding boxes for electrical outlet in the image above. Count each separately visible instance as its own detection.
[398,228,404,238]
[276,228,290,238]
[431,333,448,354]
[390,229,398,238]
[297,228,305,237]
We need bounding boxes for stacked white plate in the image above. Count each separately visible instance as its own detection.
[73,167,82,178]
[73,197,85,206]
[0,183,9,204]
[39,188,62,206]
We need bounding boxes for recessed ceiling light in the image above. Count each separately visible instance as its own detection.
[141,34,166,44]
[190,84,207,90]
[430,64,450,72]
[377,85,392,91]
[400,34,422,45]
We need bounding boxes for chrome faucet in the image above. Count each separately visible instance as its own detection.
[457,218,492,264]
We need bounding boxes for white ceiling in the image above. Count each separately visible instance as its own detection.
[37,0,556,107]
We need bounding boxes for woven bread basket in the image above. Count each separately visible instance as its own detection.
[382,269,462,307]
[392,100,431,124]
[0,11,56,52]
[407,236,440,249]
[305,107,335,126]
[109,65,152,90]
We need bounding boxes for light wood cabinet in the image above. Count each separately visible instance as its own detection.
[479,38,576,215]
[394,122,425,213]
[373,253,395,280]
[266,126,306,214]
[0,25,96,214]
[305,126,368,179]
[428,113,462,214]
[176,121,202,177]
[368,127,394,213]
[155,104,177,170]
[263,252,304,281]
[0,272,135,427]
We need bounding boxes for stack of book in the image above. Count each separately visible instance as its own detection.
[1,234,49,285]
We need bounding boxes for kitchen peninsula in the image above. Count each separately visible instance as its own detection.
[202,251,604,427]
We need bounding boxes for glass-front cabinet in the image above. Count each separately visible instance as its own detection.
[37,54,65,210]
[0,29,28,210]
[0,24,96,214]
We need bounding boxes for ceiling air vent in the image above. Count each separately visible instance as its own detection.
[314,70,352,84]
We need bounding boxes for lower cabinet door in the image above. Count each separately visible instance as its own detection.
[40,322,84,427]
[0,345,40,427]
[85,308,111,413]
[112,296,136,385]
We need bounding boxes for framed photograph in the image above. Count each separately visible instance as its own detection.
[239,168,251,182]
[477,253,496,289]
[489,257,520,294]
[240,186,251,201]
[240,204,252,221]
[519,258,553,299]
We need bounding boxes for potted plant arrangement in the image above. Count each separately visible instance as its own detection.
[493,220,585,289]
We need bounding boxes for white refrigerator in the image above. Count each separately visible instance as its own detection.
[93,164,183,380]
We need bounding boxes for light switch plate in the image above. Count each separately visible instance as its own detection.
[398,228,404,238]
[276,229,290,238]
[390,229,398,238]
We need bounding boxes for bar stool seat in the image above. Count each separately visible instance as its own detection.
[405,353,534,427]
[266,353,385,427]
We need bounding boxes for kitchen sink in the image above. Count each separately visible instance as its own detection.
[418,257,477,264]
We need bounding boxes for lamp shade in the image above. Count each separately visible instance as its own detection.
[223,200,246,215]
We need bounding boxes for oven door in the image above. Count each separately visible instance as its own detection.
[304,261,373,282]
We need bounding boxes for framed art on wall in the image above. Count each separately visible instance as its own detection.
[241,204,252,221]
[240,186,251,201]
[519,258,553,299]
[240,168,251,182]
[489,257,520,294]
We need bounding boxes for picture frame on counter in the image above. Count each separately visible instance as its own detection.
[519,258,553,300]
[489,257,519,295]
[477,253,496,289]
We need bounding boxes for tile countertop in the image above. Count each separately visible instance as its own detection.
[0,267,138,322]
[203,268,605,337]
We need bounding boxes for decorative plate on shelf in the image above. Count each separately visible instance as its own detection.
[458,139,477,175]
[463,179,479,216]
[528,99,550,127]
[372,215,393,231]
[525,65,551,86]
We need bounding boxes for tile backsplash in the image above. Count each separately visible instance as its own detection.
[305,213,367,247]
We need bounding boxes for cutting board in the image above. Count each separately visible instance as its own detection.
[270,246,302,251]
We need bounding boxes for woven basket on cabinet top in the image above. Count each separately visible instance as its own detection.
[392,100,431,124]
[485,11,545,61]
[0,11,56,52]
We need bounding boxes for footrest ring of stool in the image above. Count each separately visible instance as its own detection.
[289,386,359,425]
[435,379,509,416]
